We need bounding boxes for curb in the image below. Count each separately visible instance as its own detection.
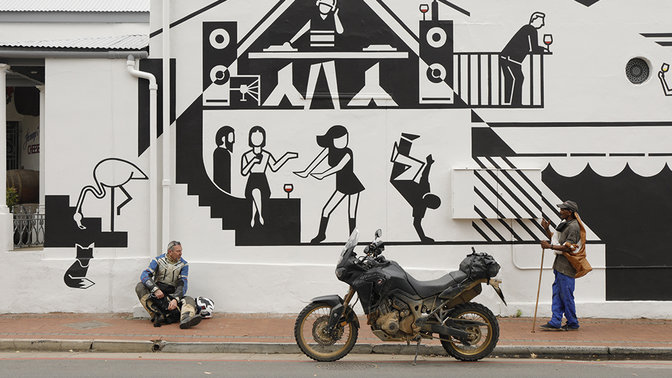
[2,339,672,360]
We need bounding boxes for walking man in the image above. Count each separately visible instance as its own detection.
[539,200,581,331]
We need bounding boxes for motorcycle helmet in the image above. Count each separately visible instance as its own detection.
[196,296,215,318]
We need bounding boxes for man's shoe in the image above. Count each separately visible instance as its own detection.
[179,314,202,329]
[539,322,564,331]
[562,324,580,331]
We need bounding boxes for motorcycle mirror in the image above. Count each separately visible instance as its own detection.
[375,229,382,238]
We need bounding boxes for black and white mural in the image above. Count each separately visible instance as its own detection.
[142,0,672,303]
[45,158,147,288]
[29,0,672,311]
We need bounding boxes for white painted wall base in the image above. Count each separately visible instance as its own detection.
[2,249,671,319]
[0,213,12,252]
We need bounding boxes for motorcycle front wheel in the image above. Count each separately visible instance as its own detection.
[294,302,358,362]
[440,302,499,361]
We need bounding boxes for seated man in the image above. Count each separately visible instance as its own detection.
[135,241,201,329]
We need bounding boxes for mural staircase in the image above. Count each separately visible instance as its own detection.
[174,96,301,246]
[44,195,127,248]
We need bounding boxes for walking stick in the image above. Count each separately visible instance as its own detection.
[531,246,545,333]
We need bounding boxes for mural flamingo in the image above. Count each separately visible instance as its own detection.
[73,158,148,230]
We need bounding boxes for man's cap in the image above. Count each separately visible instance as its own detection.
[556,200,578,213]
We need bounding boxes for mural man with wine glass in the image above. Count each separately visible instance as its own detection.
[658,62,672,96]
[499,11,548,106]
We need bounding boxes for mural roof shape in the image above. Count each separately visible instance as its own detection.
[241,0,428,57]
[0,0,149,13]
[574,0,601,7]
[0,34,148,50]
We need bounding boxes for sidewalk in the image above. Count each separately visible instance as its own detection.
[1,313,671,359]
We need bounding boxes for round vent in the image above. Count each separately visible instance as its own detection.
[625,58,650,84]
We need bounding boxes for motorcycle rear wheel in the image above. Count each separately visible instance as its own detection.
[294,302,358,362]
[440,302,499,361]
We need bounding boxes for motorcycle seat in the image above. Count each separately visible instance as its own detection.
[407,270,468,298]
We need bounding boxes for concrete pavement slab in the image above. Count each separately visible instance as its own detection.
[1,313,671,359]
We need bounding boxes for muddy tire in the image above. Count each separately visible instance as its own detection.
[440,302,499,361]
[294,302,358,362]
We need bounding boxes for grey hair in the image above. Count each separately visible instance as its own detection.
[167,240,181,252]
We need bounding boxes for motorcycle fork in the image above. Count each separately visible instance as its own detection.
[342,287,355,309]
[327,287,356,332]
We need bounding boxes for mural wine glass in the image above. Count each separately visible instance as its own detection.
[543,34,553,53]
[419,4,429,21]
[284,183,294,199]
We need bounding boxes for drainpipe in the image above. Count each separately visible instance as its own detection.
[0,64,11,251]
[37,85,45,207]
[126,56,158,258]
[161,0,171,251]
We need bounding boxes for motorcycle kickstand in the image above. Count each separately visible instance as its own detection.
[412,337,422,366]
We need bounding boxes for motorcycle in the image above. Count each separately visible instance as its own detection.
[294,229,506,362]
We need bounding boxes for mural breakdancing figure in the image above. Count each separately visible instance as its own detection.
[213,126,235,192]
[73,158,148,230]
[499,12,547,106]
[295,125,364,244]
[284,0,344,110]
[241,126,298,227]
[390,133,441,243]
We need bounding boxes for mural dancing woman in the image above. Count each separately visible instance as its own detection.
[295,125,364,244]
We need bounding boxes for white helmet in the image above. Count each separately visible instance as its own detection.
[196,297,215,318]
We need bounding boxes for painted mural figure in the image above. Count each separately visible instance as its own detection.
[135,241,202,329]
[657,63,672,96]
[284,0,344,110]
[241,126,298,227]
[539,200,583,331]
[73,158,148,230]
[499,12,546,106]
[390,134,441,243]
[295,125,364,244]
[63,243,95,289]
[213,126,235,192]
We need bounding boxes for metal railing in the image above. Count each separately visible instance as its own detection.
[12,204,45,248]
[453,52,546,108]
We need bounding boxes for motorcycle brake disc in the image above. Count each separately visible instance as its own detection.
[312,315,344,346]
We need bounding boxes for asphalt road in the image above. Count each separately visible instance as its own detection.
[2,353,672,377]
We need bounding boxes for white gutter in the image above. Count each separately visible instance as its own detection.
[161,0,171,251]
[0,50,148,59]
[126,56,158,260]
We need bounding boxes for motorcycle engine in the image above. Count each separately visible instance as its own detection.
[370,298,416,337]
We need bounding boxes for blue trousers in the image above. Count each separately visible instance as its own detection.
[549,270,579,328]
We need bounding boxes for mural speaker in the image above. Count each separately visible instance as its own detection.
[418,20,454,104]
[203,21,237,106]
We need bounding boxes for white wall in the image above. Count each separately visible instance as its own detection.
[3,0,672,318]
[1,58,153,313]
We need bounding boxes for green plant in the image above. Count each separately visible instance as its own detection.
[6,186,18,209]
[515,309,522,318]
